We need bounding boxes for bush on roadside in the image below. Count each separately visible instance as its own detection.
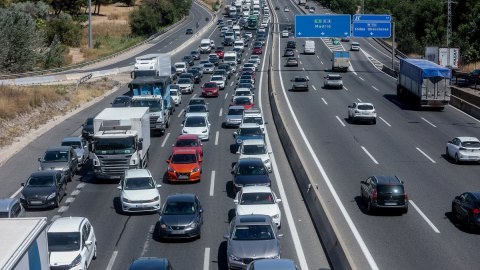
[41,36,69,69]
[46,13,83,47]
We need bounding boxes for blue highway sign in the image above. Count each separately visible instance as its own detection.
[352,21,391,38]
[353,14,391,22]
[295,15,351,38]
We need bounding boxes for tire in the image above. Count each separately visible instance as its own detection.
[455,154,460,164]
[54,195,59,208]
[92,243,97,259]
[446,148,450,159]
[367,200,374,214]
[372,119,376,125]
[465,216,472,230]
[451,204,457,220]
[403,207,408,214]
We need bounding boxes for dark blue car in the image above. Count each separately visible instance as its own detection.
[231,158,270,193]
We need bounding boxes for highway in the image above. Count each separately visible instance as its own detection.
[0,2,331,270]
[273,0,480,269]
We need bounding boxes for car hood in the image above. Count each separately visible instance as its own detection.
[236,204,279,217]
[237,135,264,141]
[122,189,159,201]
[226,115,243,121]
[169,163,199,173]
[185,112,208,118]
[39,162,67,171]
[234,175,270,186]
[183,127,208,134]
[178,83,192,87]
[173,146,201,154]
[50,251,80,266]
[161,214,196,226]
[229,239,279,258]
[22,186,56,199]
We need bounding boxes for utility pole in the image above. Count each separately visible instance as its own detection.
[361,0,364,14]
[442,0,457,67]
[89,0,92,49]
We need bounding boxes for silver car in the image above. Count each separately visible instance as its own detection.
[224,215,283,269]
[246,259,299,270]
[324,74,343,89]
[0,198,25,218]
[61,137,89,166]
[348,102,377,124]
[38,146,78,181]
[224,106,245,128]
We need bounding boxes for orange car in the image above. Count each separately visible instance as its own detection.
[166,149,202,182]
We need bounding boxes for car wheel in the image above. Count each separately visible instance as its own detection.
[465,215,472,230]
[367,200,374,214]
[54,195,60,208]
[403,207,408,214]
[455,154,460,164]
[93,243,97,259]
[446,148,450,159]
[372,119,376,125]
[451,204,457,219]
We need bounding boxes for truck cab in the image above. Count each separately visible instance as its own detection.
[129,76,173,117]
[131,95,170,134]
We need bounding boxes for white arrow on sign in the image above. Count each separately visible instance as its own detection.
[298,32,302,36]
[321,32,325,35]
[370,32,374,35]
[344,32,348,35]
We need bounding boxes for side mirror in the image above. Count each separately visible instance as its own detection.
[276,198,282,203]
[234,199,239,204]
[166,160,171,163]
[348,105,352,108]
[278,233,284,238]
[181,124,184,127]
[233,132,238,137]
[117,185,122,190]
[21,183,25,187]
[199,158,203,163]
[138,141,143,151]
[265,121,268,124]
[85,240,93,246]
[268,151,272,154]
[156,184,162,188]
[360,181,365,184]
[157,210,162,215]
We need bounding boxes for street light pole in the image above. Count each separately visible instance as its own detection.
[89,0,92,49]
[392,21,395,70]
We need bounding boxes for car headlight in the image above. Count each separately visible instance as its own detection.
[264,159,270,164]
[151,196,159,202]
[267,252,281,259]
[187,221,198,228]
[160,220,168,228]
[237,139,242,144]
[191,166,200,172]
[228,253,242,262]
[47,192,56,200]
[69,254,82,267]
[168,167,175,173]
[122,198,132,203]
[202,129,208,133]
[272,214,279,219]
[234,183,243,188]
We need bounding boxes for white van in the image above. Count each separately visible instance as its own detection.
[234,40,245,52]
[350,42,360,51]
[304,40,315,54]
[232,25,241,37]
[199,39,212,53]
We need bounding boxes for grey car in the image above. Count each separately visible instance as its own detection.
[61,137,90,166]
[291,76,309,91]
[157,193,203,239]
[38,146,78,181]
[224,106,245,128]
[324,74,343,89]
[0,198,25,218]
[224,215,283,269]
[20,170,67,209]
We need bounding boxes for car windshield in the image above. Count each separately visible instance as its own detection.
[236,91,251,96]
[239,127,262,136]
[124,177,155,190]
[212,76,223,81]
[232,225,274,240]
[204,63,214,68]
[204,83,217,88]
[170,90,178,96]
[209,55,218,60]
[228,108,244,115]
[254,46,261,50]
[26,176,55,187]
[178,78,191,84]
[94,137,135,155]
[131,100,161,112]
[243,117,263,125]
[240,192,274,205]
[238,84,252,89]
[295,77,306,82]
[175,64,185,69]
[242,144,266,155]
[163,201,195,215]
[461,141,480,148]
[61,141,81,149]
[328,76,341,81]
[213,71,225,75]
[176,139,198,147]
[237,164,266,175]
[377,185,404,194]
[113,98,128,104]
[235,98,251,105]
[358,105,374,110]
[171,153,197,164]
[188,106,207,113]
[48,232,81,252]
[42,151,68,162]
[185,117,206,127]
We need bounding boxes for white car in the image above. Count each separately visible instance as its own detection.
[242,108,267,133]
[246,59,259,70]
[284,6,289,12]
[243,63,257,71]
[281,30,289,38]
[182,116,211,141]
[309,8,315,13]
[347,102,377,124]
[48,217,97,269]
[237,139,272,172]
[60,137,89,166]
[174,62,187,75]
[185,104,209,119]
[211,75,226,89]
[234,40,245,52]
[117,169,162,213]
[258,26,266,33]
[234,186,282,227]
[233,89,254,103]
[249,55,261,65]
[203,63,215,74]
[446,137,480,164]
[245,32,253,38]
[261,21,268,28]
[170,88,182,105]
[177,78,193,94]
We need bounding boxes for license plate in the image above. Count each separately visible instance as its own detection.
[384,202,397,206]
[362,112,370,115]
[171,230,184,234]
[207,92,212,96]
[30,200,42,205]
[178,175,189,180]
[110,176,121,179]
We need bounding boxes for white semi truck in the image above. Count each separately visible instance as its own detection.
[425,47,460,70]
[0,217,49,270]
[92,107,151,180]
[132,53,171,79]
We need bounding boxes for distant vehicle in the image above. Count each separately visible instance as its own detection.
[350,42,359,51]
[242,108,267,132]
[185,104,209,119]
[231,96,255,109]
[237,139,272,172]
[111,96,131,107]
[446,137,480,164]
[309,7,315,12]
[182,55,194,66]
[281,30,289,38]
[452,191,480,229]
[231,158,270,193]
[186,28,193,34]
[128,258,174,270]
[224,106,245,127]
[235,186,282,227]
[177,78,194,94]
[214,48,225,58]
[189,97,209,108]
[324,74,343,89]
[291,76,309,91]
[233,123,264,147]
[190,50,201,60]
[60,137,89,166]
[156,194,203,239]
[81,117,95,141]
[286,40,296,48]
[170,88,182,105]
[166,149,203,182]
[253,45,263,54]
[348,102,377,124]
[284,48,295,57]
[117,169,162,213]
[202,82,220,97]
[467,69,480,83]
[285,57,298,66]
[0,198,25,218]
[360,175,408,214]
[211,75,226,90]
[38,146,78,181]
[331,50,349,71]
[284,6,289,11]
[341,36,351,42]
[173,134,204,157]
[21,170,67,209]
[303,40,315,54]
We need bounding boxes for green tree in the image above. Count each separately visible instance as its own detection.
[41,35,68,69]
[129,5,158,36]
[45,13,83,46]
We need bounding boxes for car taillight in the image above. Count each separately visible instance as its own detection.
[473,208,480,214]
[373,188,377,200]
[404,192,408,201]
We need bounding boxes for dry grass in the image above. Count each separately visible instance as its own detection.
[0,79,120,147]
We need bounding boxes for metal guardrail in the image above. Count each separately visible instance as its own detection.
[75,73,92,91]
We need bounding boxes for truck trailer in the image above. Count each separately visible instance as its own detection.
[92,107,151,180]
[425,47,460,70]
[332,51,350,72]
[132,53,171,79]
[397,58,451,109]
[0,217,49,270]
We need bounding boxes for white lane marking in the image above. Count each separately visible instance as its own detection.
[65,197,75,204]
[225,93,228,99]
[359,77,364,81]
[161,133,171,147]
[410,200,440,233]
[170,41,172,44]
[335,116,346,126]
[320,61,324,65]
[302,67,305,71]
[361,146,379,164]
[76,182,85,189]
[106,251,118,270]
[209,171,215,196]
[421,117,437,128]
[300,61,303,65]
[178,109,184,117]
[141,225,155,256]
[10,187,23,198]
[416,147,436,163]
[215,131,219,145]
[321,98,328,105]
[71,189,80,196]
[392,99,402,105]
[450,105,480,123]
[51,215,61,222]
[317,55,320,58]
[312,85,317,91]
[379,117,391,127]
[58,206,69,213]
[267,18,309,270]
[277,27,378,269]
[203,248,211,270]
[372,86,379,91]
[192,94,197,98]
[230,81,233,86]
[357,98,362,102]
[344,86,348,91]
[219,108,223,116]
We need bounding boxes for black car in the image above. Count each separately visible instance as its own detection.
[223,38,234,46]
[217,19,224,25]
[275,6,279,10]
[20,170,67,209]
[128,258,173,270]
[305,5,309,9]
[171,65,177,81]
[209,54,219,66]
[182,55,194,66]
[186,28,193,34]
[190,50,201,60]
[111,96,131,107]
[156,194,204,239]
[231,158,271,193]
[286,40,296,49]
[360,175,408,214]
[452,191,480,229]
[187,69,201,83]
[81,117,94,141]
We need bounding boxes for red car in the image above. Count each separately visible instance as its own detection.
[202,82,220,97]
[230,96,254,109]
[252,46,263,54]
[214,49,224,59]
[173,135,203,157]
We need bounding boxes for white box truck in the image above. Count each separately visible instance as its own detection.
[92,107,151,180]
[397,58,451,109]
[425,47,460,70]
[132,53,171,79]
[332,51,350,72]
[298,0,306,5]
[0,217,49,270]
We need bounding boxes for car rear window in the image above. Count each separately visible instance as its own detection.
[461,141,480,148]
[358,105,374,110]
[377,185,404,194]
[295,77,306,82]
